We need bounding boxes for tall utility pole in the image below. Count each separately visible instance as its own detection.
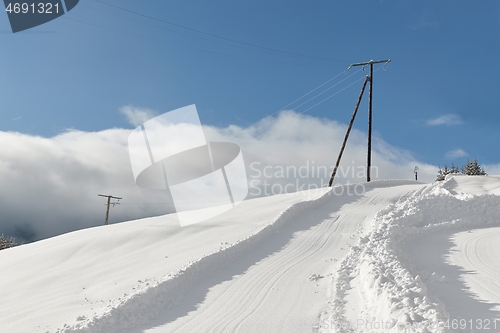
[98,194,122,225]
[349,59,390,182]
[329,59,390,186]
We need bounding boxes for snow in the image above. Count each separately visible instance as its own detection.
[1,176,500,333]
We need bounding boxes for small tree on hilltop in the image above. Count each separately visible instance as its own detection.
[436,163,460,181]
[436,165,449,181]
[0,234,17,251]
[451,163,460,174]
[462,158,487,176]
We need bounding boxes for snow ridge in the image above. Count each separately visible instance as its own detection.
[328,178,500,333]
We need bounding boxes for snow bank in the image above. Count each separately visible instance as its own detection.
[331,176,500,333]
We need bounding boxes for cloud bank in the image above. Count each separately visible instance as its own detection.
[0,129,172,243]
[0,110,440,243]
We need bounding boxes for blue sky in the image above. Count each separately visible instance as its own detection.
[1,0,499,167]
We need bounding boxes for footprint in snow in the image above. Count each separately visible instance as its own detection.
[309,273,324,281]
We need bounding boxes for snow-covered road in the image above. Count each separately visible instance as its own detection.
[143,182,423,333]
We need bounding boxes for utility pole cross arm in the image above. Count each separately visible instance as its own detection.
[348,59,391,70]
[98,194,122,200]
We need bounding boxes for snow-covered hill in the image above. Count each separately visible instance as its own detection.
[1,176,500,333]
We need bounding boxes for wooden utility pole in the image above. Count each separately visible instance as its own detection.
[328,76,370,187]
[329,59,390,186]
[98,194,122,225]
[349,59,390,182]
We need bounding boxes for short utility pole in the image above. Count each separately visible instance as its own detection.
[98,194,122,225]
[329,59,390,186]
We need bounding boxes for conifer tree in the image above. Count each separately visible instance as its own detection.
[462,158,487,175]
[437,159,487,181]
[450,163,460,174]
[436,165,448,181]
[0,234,17,251]
[436,164,460,181]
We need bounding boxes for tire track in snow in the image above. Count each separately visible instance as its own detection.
[228,216,341,333]
[146,182,421,333]
[319,185,426,333]
[450,228,500,313]
[59,189,334,333]
[58,182,420,333]
[148,188,360,333]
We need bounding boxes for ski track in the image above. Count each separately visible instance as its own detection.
[460,229,500,297]
[140,182,422,333]
[449,228,500,315]
[403,228,500,333]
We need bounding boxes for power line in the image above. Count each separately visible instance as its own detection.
[81,4,271,54]
[63,16,338,68]
[300,64,388,115]
[81,4,346,63]
[248,67,365,134]
[245,64,387,154]
[288,68,363,112]
[270,70,349,114]
[93,0,349,63]
[244,70,350,131]
[299,74,368,114]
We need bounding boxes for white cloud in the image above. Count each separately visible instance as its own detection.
[445,149,468,159]
[484,163,500,176]
[426,114,463,126]
[120,105,157,127]
[0,110,442,243]
[204,110,438,189]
